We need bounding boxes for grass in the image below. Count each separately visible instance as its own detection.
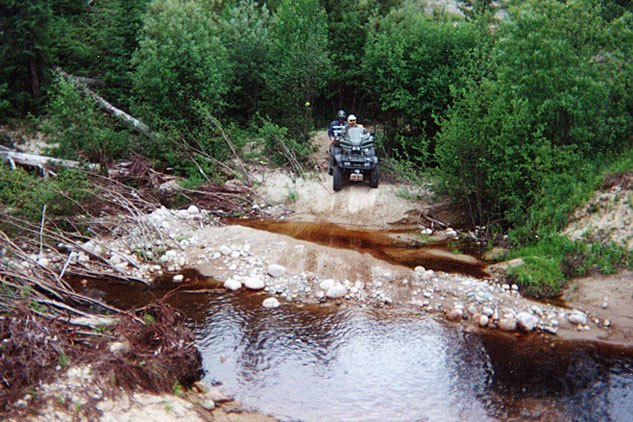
[286,188,298,203]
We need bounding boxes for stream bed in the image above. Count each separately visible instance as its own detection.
[78,276,633,422]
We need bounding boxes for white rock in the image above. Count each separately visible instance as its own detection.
[172,274,184,283]
[187,205,200,215]
[543,326,558,335]
[201,400,215,410]
[319,279,335,291]
[36,258,49,267]
[244,277,265,290]
[499,317,517,332]
[268,264,287,278]
[224,278,242,291]
[205,388,231,403]
[262,297,281,308]
[109,341,131,354]
[109,255,123,265]
[483,307,494,317]
[326,284,348,299]
[479,315,489,327]
[516,312,538,332]
[568,311,587,326]
[219,246,232,256]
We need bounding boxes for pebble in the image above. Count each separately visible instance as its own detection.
[244,277,265,290]
[499,317,517,332]
[172,274,184,282]
[446,309,463,322]
[262,297,280,308]
[319,279,335,291]
[201,400,215,410]
[543,326,558,335]
[326,284,348,299]
[568,311,587,326]
[479,315,489,327]
[268,264,287,278]
[109,341,131,354]
[224,278,242,291]
[516,312,538,332]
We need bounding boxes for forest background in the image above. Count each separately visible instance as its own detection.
[1,0,632,292]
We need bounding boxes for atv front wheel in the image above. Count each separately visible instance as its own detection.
[370,164,379,188]
[333,165,343,191]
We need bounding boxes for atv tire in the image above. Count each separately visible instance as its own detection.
[370,164,379,188]
[333,165,343,192]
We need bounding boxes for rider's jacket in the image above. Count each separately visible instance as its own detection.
[328,119,346,139]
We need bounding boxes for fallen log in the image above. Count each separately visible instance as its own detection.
[55,68,151,135]
[0,149,99,174]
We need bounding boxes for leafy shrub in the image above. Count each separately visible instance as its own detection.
[0,165,93,226]
[257,117,314,167]
[131,0,233,131]
[41,76,132,164]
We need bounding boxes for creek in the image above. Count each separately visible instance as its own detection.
[76,275,633,422]
[72,221,633,421]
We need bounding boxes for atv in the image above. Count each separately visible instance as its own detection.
[328,126,379,191]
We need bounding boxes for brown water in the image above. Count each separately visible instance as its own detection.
[229,219,490,278]
[73,276,633,422]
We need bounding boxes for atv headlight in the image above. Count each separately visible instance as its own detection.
[352,146,360,151]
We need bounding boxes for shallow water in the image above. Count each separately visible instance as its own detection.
[75,276,633,422]
[229,219,489,278]
[193,291,633,422]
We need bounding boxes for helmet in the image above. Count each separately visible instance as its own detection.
[336,109,347,119]
[347,114,357,123]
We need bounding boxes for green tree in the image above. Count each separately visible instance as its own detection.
[130,0,233,130]
[41,76,131,165]
[363,2,477,157]
[323,0,377,113]
[495,0,631,152]
[218,0,272,120]
[0,0,53,117]
[263,0,331,140]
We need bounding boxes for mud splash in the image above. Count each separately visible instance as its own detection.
[229,219,489,278]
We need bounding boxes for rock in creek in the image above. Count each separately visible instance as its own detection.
[516,312,538,332]
[326,283,348,299]
[499,317,517,332]
[224,278,242,291]
[262,297,281,308]
[244,276,265,290]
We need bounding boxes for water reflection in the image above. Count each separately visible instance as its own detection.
[196,293,493,421]
[69,276,633,421]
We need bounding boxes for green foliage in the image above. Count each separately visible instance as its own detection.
[0,165,93,225]
[257,117,313,166]
[263,0,331,141]
[508,256,566,298]
[495,0,632,153]
[363,2,478,158]
[41,76,132,163]
[438,0,632,235]
[0,0,53,116]
[324,0,378,111]
[218,0,272,120]
[507,233,631,297]
[131,0,233,130]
